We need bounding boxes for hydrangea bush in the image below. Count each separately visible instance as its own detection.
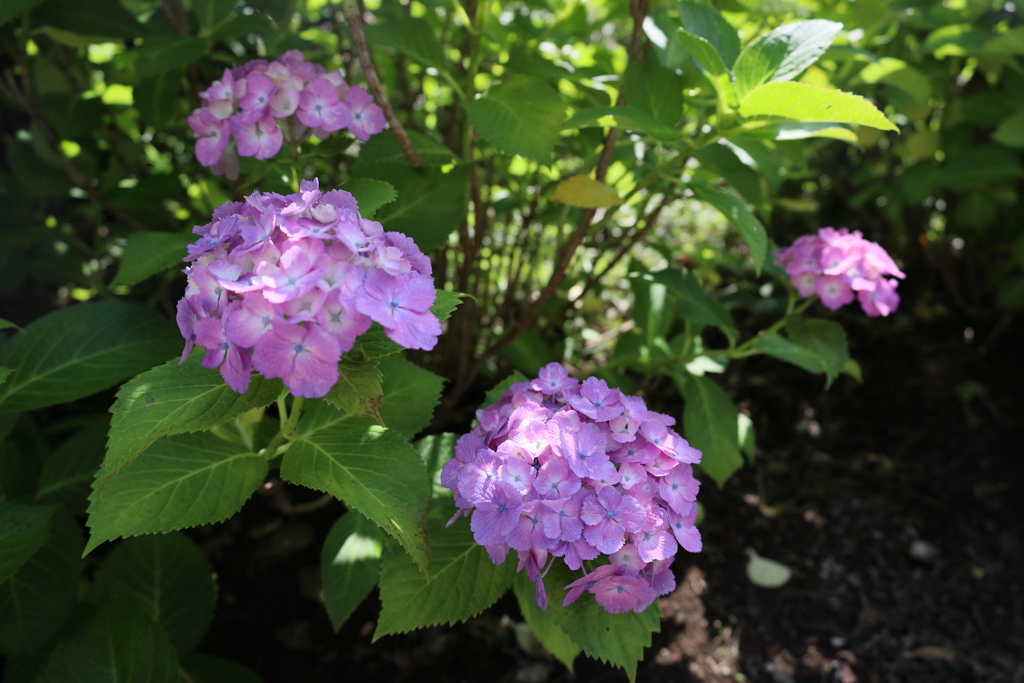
[443,363,702,614]
[0,1,918,680]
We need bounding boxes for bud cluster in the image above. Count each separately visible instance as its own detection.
[176,179,440,398]
[187,50,386,179]
[442,364,703,614]
[776,227,905,316]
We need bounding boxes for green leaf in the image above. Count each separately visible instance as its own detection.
[552,175,623,208]
[194,0,234,33]
[0,301,180,414]
[321,510,384,631]
[374,499,516,639]
[364,17,447,72]
[283,416,430,574]
[37,421,107,514]
[0,503,55,586]
[983,26,1024,57]
[690,184,767,273]
[325,355,384,424]
[94,532,216,654]
[562,105,683,142]
[32,0,145,39]
[693,143,764,207]
[0,319,21,332]
[513,573,581,671]
[744,121,858,144]
[650,268,736,329]
[676,30,728,77]
[414,432,457,498]
[351,325,403,359]
[35,601,179,683]
[740,82,897,132]
[678,0,740,68]
[135,36,211,79]
[377,356,446,439]
[857,58,932,105]
[368,165,470,252]
[353,130,456,172]
[0,366,11,388]
[501,329,554,376]
[922,24,990,58]
[993,110,1024,149]
[938,145,1024,191]
[465,76,566,162]
[343,178,396,219]
[540,561,660,682]
[0,511,82,654]
[0,0,47,28]
[482,371,528,408]
[682,374,744,488]
[85,432,268,554]
[734,19,843,99]
[786,317,849,387]
[113,230,194,286]
[104,353,282,480]
[431,290,464,322]
[751,333,827,375]
[623,61,683,126]
[181,654,263,683]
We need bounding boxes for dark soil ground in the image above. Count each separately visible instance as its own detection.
[197,312,1024,683]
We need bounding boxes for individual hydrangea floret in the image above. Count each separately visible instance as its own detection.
[441,364,703,614]
[187,50,387,180]
[175,178,439,398]
[776,227,905,317]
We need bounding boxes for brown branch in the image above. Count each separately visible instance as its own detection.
[341,0,423,167]
[160,0,190,36]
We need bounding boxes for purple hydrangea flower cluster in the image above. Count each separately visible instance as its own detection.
[441,363,703,614]
[776,227,906,317]
[175,178,440,398]
[187,50,386,180]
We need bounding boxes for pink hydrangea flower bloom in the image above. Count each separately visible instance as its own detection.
[343,86,386,141]
[175,180,442,398]
[441,362,703,614]
[776,227,905,316]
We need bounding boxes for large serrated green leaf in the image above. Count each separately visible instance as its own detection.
[677,29,728,77]
[33,0,145,39]
[367,165,470,252]
[465,76,566,162]
[0,511,82,655]
[321,510,383,631]
[740,82,897,131]
[94,533,216,654]
[0,301,181,414]
[786,317,849,387]
[0,503,55,586]
[363,17,448,72]
[352,130,456,172]
[414,432,457,499]
[0,0,47,28]
[85,432,268,554]
[134,70,184,130]
[623,61,684,127]
[36,421,106,514]
[690,184,768,273]
[113,230,194,286]
[431,290,464,322]
[678,0,740,68]
[35,601,179,683]
[284,416,430,574]
[374,500,515,639]
[377,356,446,439]
[325,356,384,424]
[513,573,581,671]
[682,374,744,488]
[751,333,827,375]
[104,353,282,479]
[482,371,529,408]
[135,36,210,79]
[649,268,735,329]
[562,105,683,142]
[343,178,396,219]
[540,561,661,682]
[734,20,843,99]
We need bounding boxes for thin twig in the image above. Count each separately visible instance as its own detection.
[341,0,423,167]
[160,0,190,36]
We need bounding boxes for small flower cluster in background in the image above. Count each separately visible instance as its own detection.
[187,50,386,179]
[776,227,906,317]
[176,179,439,398]
[442,364,702,614]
